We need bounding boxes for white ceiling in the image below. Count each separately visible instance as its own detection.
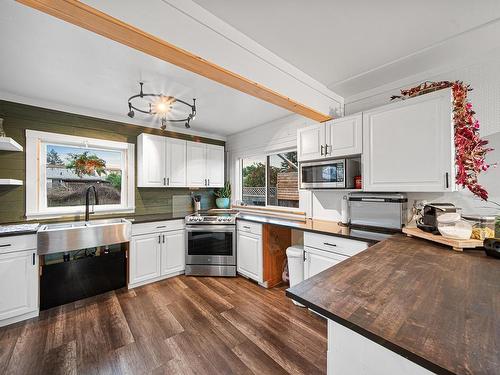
[193,0,500,97]
[0,2,290,137]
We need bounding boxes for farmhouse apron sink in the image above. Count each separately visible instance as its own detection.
[37,218,131,255]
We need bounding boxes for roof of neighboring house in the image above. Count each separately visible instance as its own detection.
[46,165,118,181]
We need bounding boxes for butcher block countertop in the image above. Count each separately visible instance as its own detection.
[286,235,500,375]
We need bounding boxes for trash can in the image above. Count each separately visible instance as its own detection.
[286,245,305,307]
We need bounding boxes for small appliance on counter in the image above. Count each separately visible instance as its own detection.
[417,203,457,234]
[484,238,500,259]
[348,192,408,231]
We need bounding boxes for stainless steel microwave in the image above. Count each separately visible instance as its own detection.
[300,158,360,189]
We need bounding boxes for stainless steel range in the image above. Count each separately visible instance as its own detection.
[185,211,237,277]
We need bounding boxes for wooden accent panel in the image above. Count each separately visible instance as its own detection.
[16,0,332,122]
[0,100,219,224]
[262,224,291,288]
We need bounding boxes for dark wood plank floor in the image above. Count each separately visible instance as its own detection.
[0,276,326,375]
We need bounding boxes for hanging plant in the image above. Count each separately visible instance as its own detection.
[66,151,107,177]
[391,81,495,200]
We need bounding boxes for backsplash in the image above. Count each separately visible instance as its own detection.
[0,100,224,224]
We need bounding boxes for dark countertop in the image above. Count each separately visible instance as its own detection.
[126,212,191,224]
[286,235,500,375]
[236,213,391,243]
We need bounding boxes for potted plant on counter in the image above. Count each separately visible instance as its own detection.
[215,182,231,209]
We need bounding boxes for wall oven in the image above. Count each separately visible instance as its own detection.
[185,212,237,277]
[300,158,360,189]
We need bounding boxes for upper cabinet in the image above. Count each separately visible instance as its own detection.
[186,141,225,188]
[362,88,455,192]
[297,114,362,162]
[137,134,224,188]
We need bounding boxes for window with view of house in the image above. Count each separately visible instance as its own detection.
[26,130,135,218]
[241,151,299,208]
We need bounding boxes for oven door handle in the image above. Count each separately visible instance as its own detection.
[186,225,236,233]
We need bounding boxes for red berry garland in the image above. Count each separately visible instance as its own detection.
[452,82,494,200]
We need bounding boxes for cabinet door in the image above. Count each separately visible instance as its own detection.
[137,134,166,187]
[186,141,207,187]
[206,144,225,188]
[363,89,454,192]
[129,233,161,285]
[304,247,347,280]
[237,232,263,282]
[297,124,326,161]
[325,114,362,158]
[0,250,38,321]
[161,230,185,275]
[166,138,187,187]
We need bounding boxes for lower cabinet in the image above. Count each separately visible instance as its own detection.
[303,232,369,281]
[304,247,348,279]
[237,231,263,283]
[0,249,38,326]
[129,226,185,288]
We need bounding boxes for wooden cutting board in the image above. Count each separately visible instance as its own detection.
[402,227,484,252]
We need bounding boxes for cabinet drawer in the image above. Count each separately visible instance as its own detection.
[304,232,368,257]
[132,220,184,236]
[237,221,262,236]
[0,234,37,254]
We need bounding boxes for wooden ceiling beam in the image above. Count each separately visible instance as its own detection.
[16,0,332,122]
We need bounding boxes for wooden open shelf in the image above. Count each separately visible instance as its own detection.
[0,179,23,186]
[0,137,23,152]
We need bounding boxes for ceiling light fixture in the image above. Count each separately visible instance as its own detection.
[127,82,196,130]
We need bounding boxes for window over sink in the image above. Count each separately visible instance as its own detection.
[26,130,135,219]
[240,150,299,208]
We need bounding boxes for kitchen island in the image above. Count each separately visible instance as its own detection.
[287,235,500,375]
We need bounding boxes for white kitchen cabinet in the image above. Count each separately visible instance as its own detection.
[137,133,166,187]
[129,220,186,289]
[206,144,225,187]
[297,113,362,162]
[161,229,185,275]
[0,250,38,325]
[186,141,207,187]
[129,233,162,286]
[304,246,347,279]
[186,141,225,188]
[165,138,187,187]
[297,123,325,161]
[325,114,362,158]
[362,88,455,192]
[237,231,263,283]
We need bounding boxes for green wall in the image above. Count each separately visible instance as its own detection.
[0,100,224,224]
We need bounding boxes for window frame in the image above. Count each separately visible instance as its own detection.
[26,130,135,219]
[239,148,298,210]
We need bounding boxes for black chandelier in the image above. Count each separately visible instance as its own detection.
[127,82,196,130]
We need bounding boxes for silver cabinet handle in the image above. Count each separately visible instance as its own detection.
[207,179,210,186]
[167,177,170,186]
[0,244,12,248]
[162,235,165,243]
[158,235,161,244]
[325,144,330,155]
[243,226,251,229]
[32,253,36,266]
[163,177,166,186]
[320,145,324,156]
[445,172,449,189]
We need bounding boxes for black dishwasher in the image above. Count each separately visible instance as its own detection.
[40,244,126,310]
